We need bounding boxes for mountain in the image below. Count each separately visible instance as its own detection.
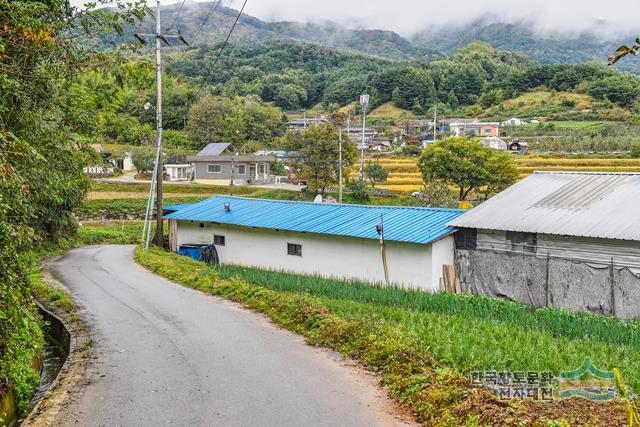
[412,22,639,73]
[98,2,440,61]
[97,2,639,72]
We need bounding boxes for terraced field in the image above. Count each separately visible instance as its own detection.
[360,156,640,193]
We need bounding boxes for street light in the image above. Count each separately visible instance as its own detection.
[359,94,369,181]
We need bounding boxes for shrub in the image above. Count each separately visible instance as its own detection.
[345,179,370,201]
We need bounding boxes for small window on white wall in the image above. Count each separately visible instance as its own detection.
[213,235,225,246]
[287,243,302,256]
[258,163,266,174]
[237,164,246,175]
[208,164,221,173]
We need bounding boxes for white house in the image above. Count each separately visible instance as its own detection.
[165,196,466,291]
[165,164,192,182]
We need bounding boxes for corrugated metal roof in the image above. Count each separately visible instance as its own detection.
[449,172,640,241]
[197,143,231,156]
[164,203,195,213]
[165,196,465,245]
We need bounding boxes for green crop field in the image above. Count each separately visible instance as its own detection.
[136,248,631,424]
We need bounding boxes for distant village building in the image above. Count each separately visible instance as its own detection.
[84,144,133,176]
[287,117,328,133]
[166,196,465,290]
[341,126,379,146]
[165,164,192,182]
[449,120,499,137]
[449,172,640,320]
[501,117,525,126]
[187,143,277,185]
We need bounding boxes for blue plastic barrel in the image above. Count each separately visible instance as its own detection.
[178,244,205,261]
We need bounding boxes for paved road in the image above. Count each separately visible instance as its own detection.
[49,245,405,427]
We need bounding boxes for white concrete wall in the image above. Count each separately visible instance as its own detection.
[175,221,453,291]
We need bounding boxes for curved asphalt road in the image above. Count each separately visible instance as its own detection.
[49,245,405,427]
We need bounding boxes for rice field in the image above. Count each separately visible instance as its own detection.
[362,156,640,193]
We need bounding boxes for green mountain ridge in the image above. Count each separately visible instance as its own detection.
[98,2,638,72]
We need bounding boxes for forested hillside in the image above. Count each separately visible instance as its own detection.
[167,40,640,117]
[94,2,638,73]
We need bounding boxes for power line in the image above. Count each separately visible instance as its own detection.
[192,0,224,44]
[194,0,247,99]
[165,0,186,31]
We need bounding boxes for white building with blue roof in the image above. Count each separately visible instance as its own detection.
[165,196,466,291]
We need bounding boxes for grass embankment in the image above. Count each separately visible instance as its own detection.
[135,247,629,425]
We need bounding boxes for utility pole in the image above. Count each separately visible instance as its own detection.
[433,105,437,143]
[359,94,369,181]
[230,155,236,196]
[338,128,343,203]
[135,0,188,249]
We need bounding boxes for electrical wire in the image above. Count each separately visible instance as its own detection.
[191,0,224,44]
[166,0,187,31]
[194,0,247,99]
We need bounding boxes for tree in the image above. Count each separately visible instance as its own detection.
[186,95,234,146]
[0,0,148,415]
[588,75,640,107]
[418,137,518,200]
[286,124,356,196]
[186,95,285,151]
[346,179,370,201]
[132,149,155,174]
[364,162,389,188]
[270,161,286,176]
[413,180,459,209]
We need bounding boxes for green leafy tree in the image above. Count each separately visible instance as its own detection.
[0,0,148,414]
[270,161,286,176]
[286,124,356,196]
[346,179,370,201]
[132,149,155,173]
[413,180,459,208]
[364,162,389,188]
[418,137,518,200]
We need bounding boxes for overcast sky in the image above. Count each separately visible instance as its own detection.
[70,0,640,38]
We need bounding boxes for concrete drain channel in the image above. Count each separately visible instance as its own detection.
[6,305,71,426]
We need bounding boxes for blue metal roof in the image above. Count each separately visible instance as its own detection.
[165,196,465,245]
[164,203,196,213]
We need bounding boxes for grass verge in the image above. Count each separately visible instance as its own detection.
[135,247,628,425]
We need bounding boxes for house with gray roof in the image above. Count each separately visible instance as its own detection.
[187,143,278,185]
[449,171,640,320]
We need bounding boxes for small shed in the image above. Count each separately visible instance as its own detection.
[166,196,465,291]
[449,171,640,319]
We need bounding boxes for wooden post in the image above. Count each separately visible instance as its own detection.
[545,252,550,307]
[610,257,616,317]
